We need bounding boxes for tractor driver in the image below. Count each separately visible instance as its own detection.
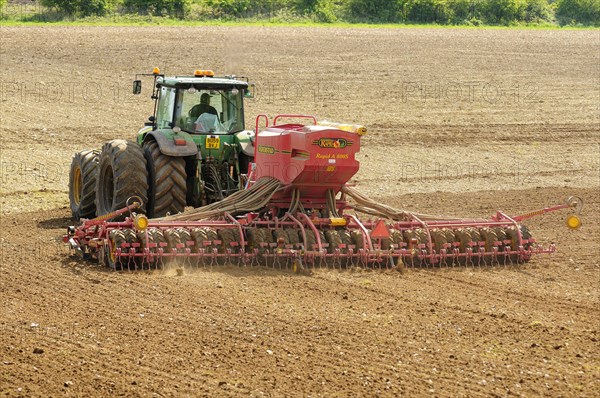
[189,93,218,119]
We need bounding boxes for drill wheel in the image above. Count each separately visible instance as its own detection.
[218,228,241,255]
[402,228,428,267]
[107,228,138,270]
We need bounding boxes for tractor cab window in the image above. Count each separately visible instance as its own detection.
[175,87,244,134]
[156,87,175,129]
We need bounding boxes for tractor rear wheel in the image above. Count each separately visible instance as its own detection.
[143,140,187,218]
[96,140,148,218]
[68,149,99,220]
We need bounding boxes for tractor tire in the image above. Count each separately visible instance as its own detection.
[239,153,252,175]
[96,140,148,219]
[143,140,187,218]
[68,149,99,220]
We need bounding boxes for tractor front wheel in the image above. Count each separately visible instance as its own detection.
[96,140,148,218]
[68,149,99,220]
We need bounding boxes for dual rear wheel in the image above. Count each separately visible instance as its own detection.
[68,139,187,221]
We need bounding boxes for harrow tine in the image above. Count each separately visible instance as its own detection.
[282,253,288,270]
[503,247,510,267]
[230,248,237,267]
[386,255,394,270]
[376,253,383,271]
[127,248,135,271]
[157,248,164,269]
[198,248,205,268]
[209,248,217,268]
[226,248,234,268]
[332,249,340,270]
[184,247,192,269]
[274,251,282,269]
[304,253,311,270]
[318,251,325,269]
[348,248,355,269]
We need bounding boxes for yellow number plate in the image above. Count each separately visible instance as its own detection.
[206,136,220,149]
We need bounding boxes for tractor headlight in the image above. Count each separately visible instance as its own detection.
[133,214,149,231]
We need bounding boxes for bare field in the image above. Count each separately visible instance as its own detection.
[0,26,599,397]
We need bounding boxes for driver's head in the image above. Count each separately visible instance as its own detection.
[200,93,211,105]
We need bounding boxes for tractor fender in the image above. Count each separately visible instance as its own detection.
[143,130,198,157]
[236,130,255,157]
[137,126,153,138]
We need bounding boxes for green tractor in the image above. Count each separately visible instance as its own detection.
[68,68,256,220]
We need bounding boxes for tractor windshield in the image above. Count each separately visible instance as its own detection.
[174,86,244,134]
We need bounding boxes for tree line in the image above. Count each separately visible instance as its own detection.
[3,0,598,26]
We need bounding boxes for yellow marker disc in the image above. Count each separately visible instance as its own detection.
[566,215,581,229]
[134,214,149,231]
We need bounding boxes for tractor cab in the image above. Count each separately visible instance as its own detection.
[134,68,254,135]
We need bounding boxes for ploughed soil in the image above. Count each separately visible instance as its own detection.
[0,26,598,397]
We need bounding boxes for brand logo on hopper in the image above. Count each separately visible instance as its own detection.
[313,138,352,149]
[258,145,276,154]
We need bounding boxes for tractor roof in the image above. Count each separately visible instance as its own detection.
[158,76,249,88]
